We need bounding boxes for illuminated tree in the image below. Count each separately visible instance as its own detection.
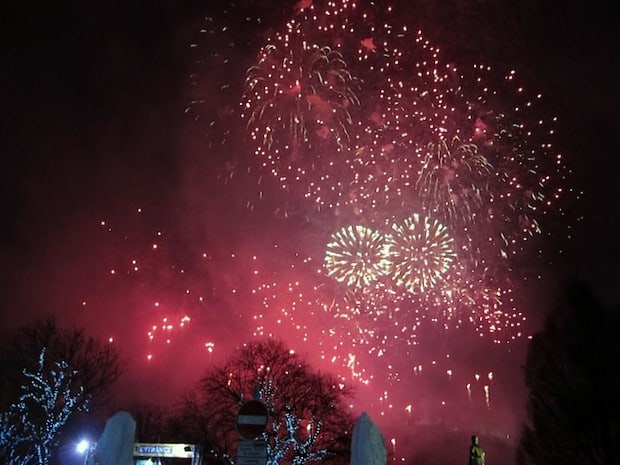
[0,349,89,465]
[174,339,354,465]
[0,316,124,412]
[0,317,124,464]
[517,281,620,465]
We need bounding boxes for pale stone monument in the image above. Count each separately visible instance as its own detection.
[351,412,387,465]
[89,411,136,465]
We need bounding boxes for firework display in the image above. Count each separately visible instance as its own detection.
[55,0,573,450]
[225,0,567,435]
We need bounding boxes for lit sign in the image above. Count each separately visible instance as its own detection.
[134,443,195,458]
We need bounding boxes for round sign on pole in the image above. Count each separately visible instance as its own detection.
[236,400,269,439]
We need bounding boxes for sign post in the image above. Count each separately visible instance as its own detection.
[236,400,269,465]
[236,400,269,440]
[133,443,203,465]
[237,440,267,465]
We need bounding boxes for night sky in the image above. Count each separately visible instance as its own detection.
[1,0,618,459]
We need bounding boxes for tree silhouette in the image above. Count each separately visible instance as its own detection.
[0,316,124,412]
[173,339,355,465]
[127,401,169,443]
[517,280,620,465]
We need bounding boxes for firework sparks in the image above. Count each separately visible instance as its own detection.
[415,137,492,231]
[242,41,359,151]
[324,225,390,288]
[240,20,360,204]
[384,214,457,294]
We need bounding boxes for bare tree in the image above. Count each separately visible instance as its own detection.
[0,316,124,411]
[127,401,169,443]
[0,349,89,465]
[0,317,124,465]
[173,339,354,465]
[517,280,620,465]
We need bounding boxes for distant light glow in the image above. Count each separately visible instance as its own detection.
[76,439,90,454]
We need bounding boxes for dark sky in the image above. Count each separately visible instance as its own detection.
[1,0,618,458]
[2,0,617,293]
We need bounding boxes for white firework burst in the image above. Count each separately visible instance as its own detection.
[385,214,457,293]
[324,225,390,288]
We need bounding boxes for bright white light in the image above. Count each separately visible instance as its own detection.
[76,439,90,454]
